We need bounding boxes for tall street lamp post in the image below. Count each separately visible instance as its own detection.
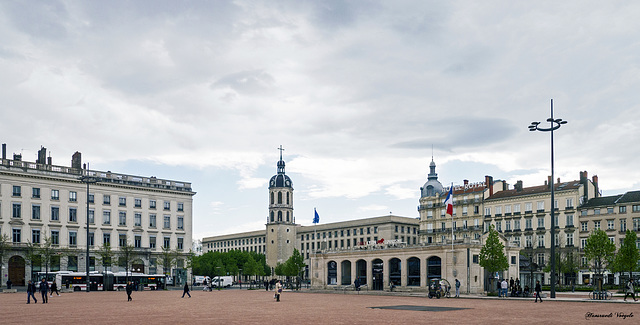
[529,99,567,299]
[79,172,100,292]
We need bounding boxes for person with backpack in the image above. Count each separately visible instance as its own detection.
[624,278,637,302]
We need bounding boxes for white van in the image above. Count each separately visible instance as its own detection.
[212,276,233,288]
[194,275,208,286]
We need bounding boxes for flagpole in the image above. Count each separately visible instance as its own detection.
[451,185,454,252]
[313,208,317,286]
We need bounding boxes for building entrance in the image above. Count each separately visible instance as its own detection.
[9,255,26,286]
[372,259,383,290]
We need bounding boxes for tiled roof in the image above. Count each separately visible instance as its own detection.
[616,190,640,204]
[485,180,582,201]
[580,195,622,208]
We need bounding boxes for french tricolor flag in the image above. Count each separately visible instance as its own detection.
[444,184,454,215]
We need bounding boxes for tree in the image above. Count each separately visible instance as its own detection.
[158,246,177,289]
[0,234,10,287]
[584,229,616,291]
[242,255,261,289]
[479,225,509,292]
[611,230,640,281]
[96,244,114,272]
[118,239,137,283]
[283,249,306,290]
[38,236,57,280]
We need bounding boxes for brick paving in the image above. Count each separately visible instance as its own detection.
[1,289,638,324]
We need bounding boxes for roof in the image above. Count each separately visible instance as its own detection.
[580,195,622,208]
[615,190,640,204]
[485,180,582,201]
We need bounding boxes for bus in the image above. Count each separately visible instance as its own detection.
[55,272,106,291]
[112,272,166,291]
[35,271,72,289]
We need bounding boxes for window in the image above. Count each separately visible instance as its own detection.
[566,215,574,227]
[69,191,77,202]
[496,221,502,232]
[164,201,171,211]
[119,197,126,207]
[581,221,588,232]
[119,211,126,226]
[495,206,502,215]
[149,236,156,249]
[505,220,511,231]
[12,228,21,243]
[69,231,77,246]
[537,253,545,266]
[525,218,532,229]
[620,206,627,213]
[164,215,170,229]
[537,234,545,248]
[566,233,574,246]
[51,189,59,200]
[594,209,600,215]
[149,200,156,209]
[32,229,41,243]
[88,193,94,203]
[514,219,520,230]
[525,203,532,213]
[609,236,615,244]
[581,210,587,216]
[88,232,94,247]
[103,210,111,225]
[103,194,111,205]
[537,201,544,211]
[134,213,142,226]
[633,205,640,212]
[32,204,41,220]
[134,198,142,208]
[51,206,59,221]
[537,217,544,229]
[178,216,184,230]
[566,198,573,209]
[163,237,171,249]
[505,205,512,214]
[607,207,614,214]
[511,256,517,265]
[88,209,94,224]
[12,203,21,218]
[633,218,640,231]
[119,234,127,247]
[69,207,77,222]
[103,233,111,245]
[178,202,184,212]
[484,207,491,216]
[581,238,587,249]
[594,221,601,230]
[13,185,21,197]
[513,236,521,247]
[134,235,141,248]
[51,230,59,245]
[621,219,627,232]
[177,237,184,250]
[607,220,615,230]
[32,187,40,198]
[150,214,156,228]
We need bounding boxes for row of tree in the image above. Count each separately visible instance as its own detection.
[479,226,640,290]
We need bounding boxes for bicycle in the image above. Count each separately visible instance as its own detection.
[589,290,611,300]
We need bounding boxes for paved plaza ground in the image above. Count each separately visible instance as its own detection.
[1,288,638,324]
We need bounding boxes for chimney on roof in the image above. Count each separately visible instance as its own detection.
[71,151,82,169]
[485,175,494,196]
[2,143,6,160]
[13,153,22,161]
[464,179,469,186]
[37,146,47,164]
[515,180,523,192]
[557,177,560,184]
[47,156,52,165]
[592,175,599,198]
[547,176,552,189]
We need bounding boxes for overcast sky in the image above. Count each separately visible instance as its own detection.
[2,1,640,241]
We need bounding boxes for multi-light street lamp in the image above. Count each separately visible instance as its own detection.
[529,99,567,299]
[79,172,100,292]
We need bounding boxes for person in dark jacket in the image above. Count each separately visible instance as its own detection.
[50,281,60,296]
[182,282,191,298]
[39,279,49,304]
[27,280,38,304]
[126,281,133,302]
[534,280,542,303]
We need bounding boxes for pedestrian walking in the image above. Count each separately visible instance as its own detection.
[182,282,191,298]
[624,278,637,302]
[455,279,461,298]
[39,279,49,304]
[534,280,542,303]
[274,280,283,302]
[50,281,60,296]
[126,281,133,302]
[26,280,38,304]
[264,280,269,291]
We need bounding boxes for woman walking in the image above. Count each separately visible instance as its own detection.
[182,282,191,298]
[126,281,133,302]
[274,280,283,302]
[534,280,542,303]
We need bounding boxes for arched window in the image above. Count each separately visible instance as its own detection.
[278,192,282,204]
[286,192,290,205]
[278,211,282,222]
[270,211,274,223]
[270,192,274,205]
[286,211,290,222]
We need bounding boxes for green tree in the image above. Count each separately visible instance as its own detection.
[158,246,177,289]
[611,230,640,280]
[96,244,114,272]
[118,239,137,283]
[38,236,57,279]
[479,225,508,292]
[0,234,10,287]
[283,249,306,290]
[243,255,261,289]
[584,229,616,291]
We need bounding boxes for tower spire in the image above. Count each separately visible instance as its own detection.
[277,145,286,174]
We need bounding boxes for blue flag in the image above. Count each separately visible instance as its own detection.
[313,209,320,224]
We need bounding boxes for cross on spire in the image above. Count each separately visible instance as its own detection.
[278,145,285,161]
